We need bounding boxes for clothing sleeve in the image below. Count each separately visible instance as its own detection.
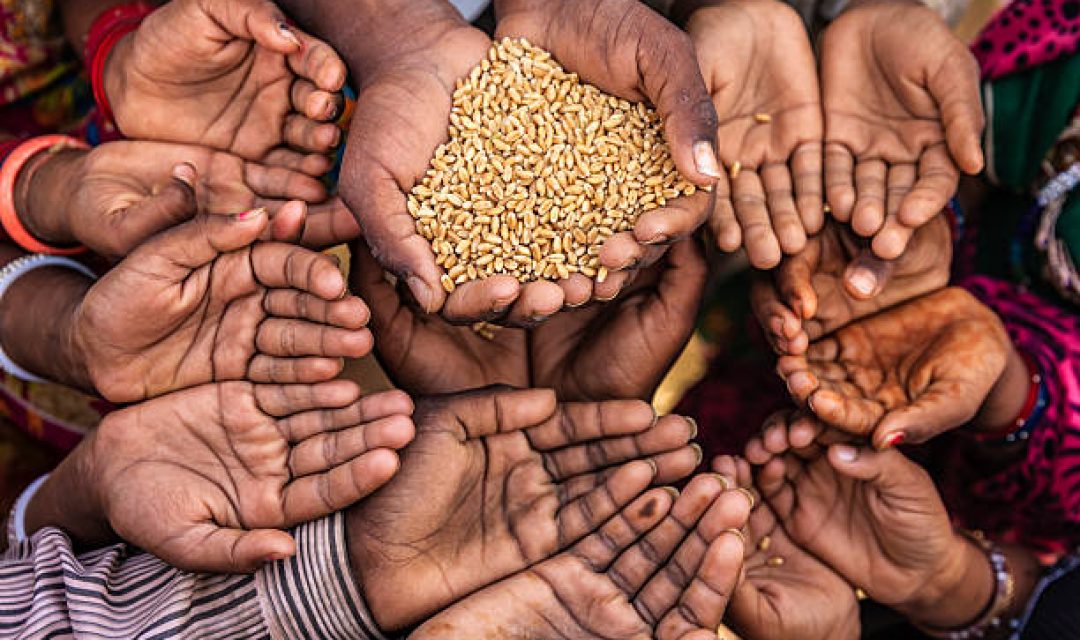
[0,512,385,639]
[1015,551,1080,640]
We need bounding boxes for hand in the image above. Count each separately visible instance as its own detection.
[107,0,345,163]
[530,237,707,401]
[346,387,702,630]
[752,213,951,355]
[778,287,1011,447]
[73,209,373,403]
[38,381,414,573]
[410,475,748,640]
[753,432,996,630]
[494,0,720,281]
[687,0,824,269]
[21,142,327,260]
[821,0,984,259]
[714,454,861,640]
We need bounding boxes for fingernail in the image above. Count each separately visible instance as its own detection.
[643,233,670,246]
[645,458,658,476]
[846,266,878,297]
[690,442,704,465]
[711,473,732,491]
[663,486,681,500]
[735,487,755,510]
[833,444,857,462]
[171,162,196,187]
[406,276,437,313]
[879,431,905,450]
[686,416,698,439]
[693,141,722,180]
[325,101,338,121]
[277,22,302,47]
[236,207,266,221]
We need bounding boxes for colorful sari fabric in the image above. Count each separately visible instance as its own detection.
[973,0,1080,81]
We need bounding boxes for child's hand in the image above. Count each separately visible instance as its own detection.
[751,213,951,355]
[74,208,373,403]
[30,381,414,573]
[777,287,1010,448]
[687,0,824,269]
[821,0,984,259]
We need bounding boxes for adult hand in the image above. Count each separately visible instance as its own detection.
[778,287,1011,447]
[409,474,748,640]
[493,0,720,279]
[754,433,997,630]
[21,143,326,260]
[68,382,414,573]
[687,0,824,269]
[714,455,861,640]
[752,213,951,355]
[346,388,702,630]
[107,0,345,163]
[821,0,983,259]
[73,209,373,403]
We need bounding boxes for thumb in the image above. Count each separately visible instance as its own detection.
[132,209,269,280]
[166,526,296,574]
[102,163,198,259]
[928,51,985,175]
[267,200,308,243]
[872,383,980,448]
[827,444,929,497]
[203,0,302,55]
[436,387,557,439]
[843,250,894,300]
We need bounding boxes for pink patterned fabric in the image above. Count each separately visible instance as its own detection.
[972,0,1080,80]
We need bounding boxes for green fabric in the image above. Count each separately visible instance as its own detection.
[989,53,1080,190]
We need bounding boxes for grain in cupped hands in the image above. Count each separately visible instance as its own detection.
[408,37,697,292]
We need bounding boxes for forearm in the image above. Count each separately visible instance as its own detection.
[276,0,464,78]
[13,148,83,248]
[57,0,134,56]
[23,438,113,549]
[973,341,1029,432]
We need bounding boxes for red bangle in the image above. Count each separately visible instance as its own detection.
[972,350,1042,443]
[0,135,90,255]
[85,2,156,124]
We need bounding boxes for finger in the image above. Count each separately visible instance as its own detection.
[162,525,296,573]
[827,444,932,495]
[256,319,373,358]
[286,29,348,93]
[254,379,362,417]
[503,280,565,326]
[808,388,884,436]
[824,142,856,221]
[247,355,345,383]
[851,158,886,237]
[204,0,299,55]
[783,369,819,404]
[282,448,401,522]
[645,235,706,325]
[655,527,744,639]
[761,163,806,255]
[557,459,659,543]
[894,144,957,233]
[300,198,362,249]
[441,276,522,323]
[102,163,199,259]
[250,243,346,299]
[433,387,557,438]
[792,141,825,234]
[244,161,328,203]
[260,148,334,178]
[598,231,649,272]
[928,50,985,174]
[277,389,414,442]
[566,487,675,572]
[130,209,268,279]
[283,114,342,155]
[263,290,370,329]
[707,173,741,253]
[649,445,705,485]
[749,280,795,353]
[527,400,657,451]
[265,199,307,243]
[789,413,827,449]
[288,414,415,477]
[776,249,817,322]
[734,169,782,269]
[843,249,895,300]
[558,273,593,308]
[632,190,712,246]
[593,267,633,301]
[290,79,343,122]
[873,383,981,448]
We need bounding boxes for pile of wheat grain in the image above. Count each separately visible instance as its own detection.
[407,37,696,292]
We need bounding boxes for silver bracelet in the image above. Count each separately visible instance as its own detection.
[0,254,96,383]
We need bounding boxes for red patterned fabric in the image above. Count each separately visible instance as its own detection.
[973,0,1080,80]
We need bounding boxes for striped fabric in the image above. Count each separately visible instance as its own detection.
[0,513,382,639]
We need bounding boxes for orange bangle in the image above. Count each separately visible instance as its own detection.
[0,135,89,255]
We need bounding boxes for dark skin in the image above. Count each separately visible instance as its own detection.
[410,475,749,640]
[346,387,702,631]
[25,381,415,573]
[686,0,824,269]
[751,213,951,355]
[820,0,984,259]
[777,287,1013,447]
[713,455,861,640]
[350,237,706,401]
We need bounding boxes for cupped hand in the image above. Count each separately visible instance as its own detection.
[821,0,984,259]
[107,0,345,162]
[778,287,1010,447]
[752,213,951,355]
[714,455,861,640]
[88,381,414,573]
[73,209,373,403]
[687,0,824,269]
[493,0,719,281]
[346,387,703,631]
[410,474,748,640]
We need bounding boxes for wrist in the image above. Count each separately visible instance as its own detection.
[974,343,1030,433]
[15,148,84,247]
[24,431,112,548]
[101,31,132,128]
[900,533,996,629]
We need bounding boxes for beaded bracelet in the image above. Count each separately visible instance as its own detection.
[0,135,89,255]
[85,2,156,124]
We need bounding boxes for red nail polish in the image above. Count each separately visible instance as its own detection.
[236,208,264,221]
[880,432,905,449]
